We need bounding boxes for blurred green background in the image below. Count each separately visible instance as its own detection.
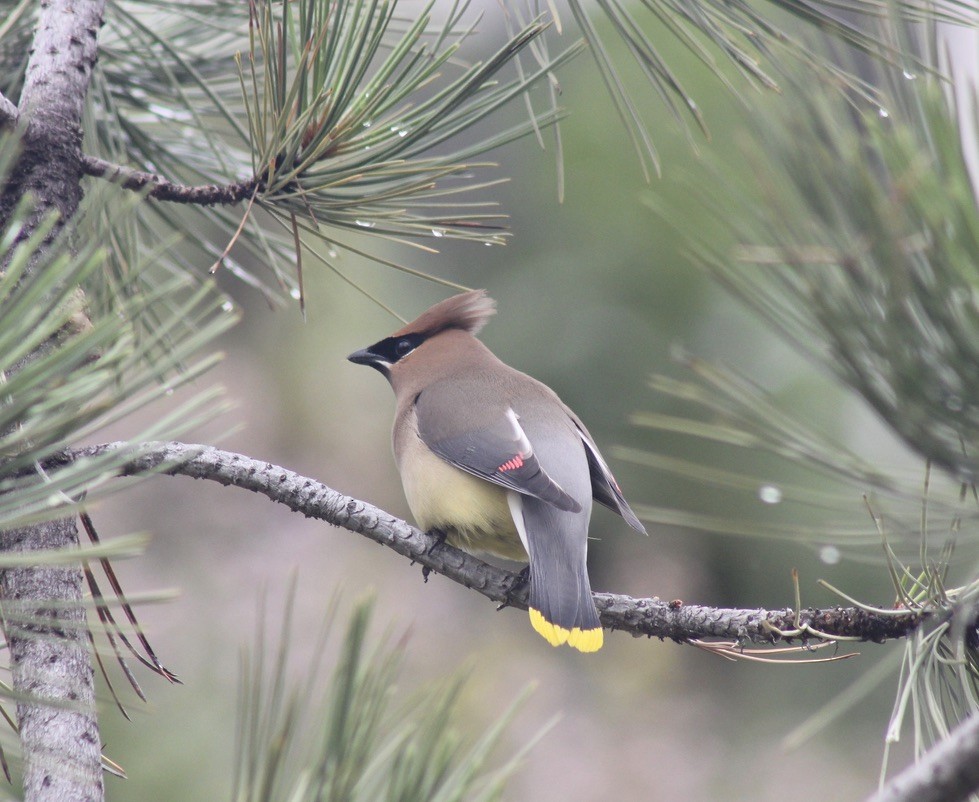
[84,16,931,801]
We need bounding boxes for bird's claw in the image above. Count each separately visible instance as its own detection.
[422,528,448,583]
[497,565,531,611]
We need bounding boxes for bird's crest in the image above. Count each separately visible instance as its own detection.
[393,289,496,338]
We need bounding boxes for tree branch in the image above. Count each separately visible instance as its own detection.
[868,711,979,802]
[67,441,928,646]
[80,155,259,205]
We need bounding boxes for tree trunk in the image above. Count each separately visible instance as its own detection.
[0,1,107,799]
[1,521,102,802]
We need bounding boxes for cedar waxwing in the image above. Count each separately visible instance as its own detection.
[348,290,646,652]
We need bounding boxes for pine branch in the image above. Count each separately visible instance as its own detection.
[67,441,929,646]
[869,710,979,802]
[80,155,259,204]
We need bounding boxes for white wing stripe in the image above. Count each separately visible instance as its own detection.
[506,491,531,555]
[504,407,534,457]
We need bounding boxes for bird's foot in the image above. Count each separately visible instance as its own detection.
[421,527,448,583]
[427,527,448,546]
[498,565,531,611]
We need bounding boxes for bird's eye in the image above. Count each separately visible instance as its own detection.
[395,338,415,358]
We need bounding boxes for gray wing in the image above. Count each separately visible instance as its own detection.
[414,389,581,514]
[570,417,647,534]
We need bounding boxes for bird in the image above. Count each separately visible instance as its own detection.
[347,289,646,652]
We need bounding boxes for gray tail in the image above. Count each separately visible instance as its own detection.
[516,496,603,653]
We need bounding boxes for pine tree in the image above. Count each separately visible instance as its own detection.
[1,1,977,800]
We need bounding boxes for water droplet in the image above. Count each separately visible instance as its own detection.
[431,228,445,238]
[758,484,783,504]
[903,70,917,80]
[164,387,175,397]
[289,287,301,300]
[327,249,338,259]
[355,220,375,228]
[879,107,889,118]
[362,120,372,128]
[221,300,234,313]
[47,493,61,507]
[398,129,408,137]
[819,545,841,565]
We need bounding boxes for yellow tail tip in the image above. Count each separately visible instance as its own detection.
[568,625,604,653]
[529,608,603,652]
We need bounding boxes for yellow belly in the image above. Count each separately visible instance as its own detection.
[398,435,526,561]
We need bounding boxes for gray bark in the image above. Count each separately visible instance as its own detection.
[0,0,107,800]
[0,0,102,229]
[71,441,927,646]
[80,155,258,204]
[1,520,102,802]
[868,711,979,802]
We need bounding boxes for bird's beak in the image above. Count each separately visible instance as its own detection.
[347,347,375,366]
[347,346,391,377]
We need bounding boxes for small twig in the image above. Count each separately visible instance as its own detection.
[81,155,258,205]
